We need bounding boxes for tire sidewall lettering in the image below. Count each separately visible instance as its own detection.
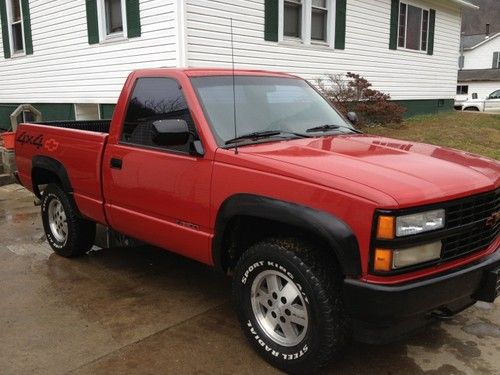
[240,259,309,304]
[246,320,309,361]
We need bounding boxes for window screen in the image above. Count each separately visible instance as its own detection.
[284,0,302,38]
[105,0,123,35]
[311,0,327,41]
[122,78,196,153]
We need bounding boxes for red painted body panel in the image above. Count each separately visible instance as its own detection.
[15,125,108,225]
[14,68,500,285]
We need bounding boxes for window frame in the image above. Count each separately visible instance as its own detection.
[278,0,336,48]
[6,0,25,56]
[397,1,430,53]
[96,0,127,42]
[119,77,200,157]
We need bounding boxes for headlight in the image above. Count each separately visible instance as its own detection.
[374,241,442,272]
[396,209,445,237]
[376,209,445,239]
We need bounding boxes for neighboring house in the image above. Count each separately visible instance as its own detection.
[456,27,500,107]
[0,0,477,130]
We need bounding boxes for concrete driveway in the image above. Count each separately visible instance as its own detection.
[1,184,499,375]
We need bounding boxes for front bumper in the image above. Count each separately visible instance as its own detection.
[343,248,500,343]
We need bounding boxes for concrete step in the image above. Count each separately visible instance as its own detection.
[0,173,15,187]
[0,164,3,174]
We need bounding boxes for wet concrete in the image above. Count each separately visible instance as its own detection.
[0,184,499,375]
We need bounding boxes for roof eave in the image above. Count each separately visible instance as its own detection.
[449,0,479,9]
[464,32,500,50]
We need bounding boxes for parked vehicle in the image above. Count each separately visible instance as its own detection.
[456,89,500,112]
[14,68,500,374]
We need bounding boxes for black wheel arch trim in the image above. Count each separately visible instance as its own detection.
[212,194,361,277]
[31,156,73,198]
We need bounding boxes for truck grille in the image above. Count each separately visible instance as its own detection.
[442,189,500,260]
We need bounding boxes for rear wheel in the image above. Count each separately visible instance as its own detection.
[41,184,96,257]
[232,238,348,374]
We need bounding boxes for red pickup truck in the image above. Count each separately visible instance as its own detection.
[14,68,500,373]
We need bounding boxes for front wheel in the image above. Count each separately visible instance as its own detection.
[41,184,96,257]
[232,239,347,374]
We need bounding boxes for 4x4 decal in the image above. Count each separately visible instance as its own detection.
[16,132,59,152]
[16,131,44,149]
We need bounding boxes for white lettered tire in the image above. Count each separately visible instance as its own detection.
[232,238,347,374]
[41,184,96,257]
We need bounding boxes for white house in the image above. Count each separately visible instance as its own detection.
[0,0,477,130]
[457,28,500,103]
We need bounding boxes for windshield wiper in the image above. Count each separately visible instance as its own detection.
[306,124,362,134]
[225,130,311,145]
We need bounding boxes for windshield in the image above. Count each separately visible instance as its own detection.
[190,76,354,146]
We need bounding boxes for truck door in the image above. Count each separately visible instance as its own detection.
[484,89,500,112]
[102,77,213,264]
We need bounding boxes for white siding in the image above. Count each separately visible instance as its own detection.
[457,81,500,99]
[0,0,180,104]
[462,35,500,70]
[185,0,462,100]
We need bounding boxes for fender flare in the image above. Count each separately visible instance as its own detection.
[31,156,72,198]
[212,194,361,277]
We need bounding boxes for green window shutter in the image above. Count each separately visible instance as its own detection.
[427,9,435,55]
[126,0,141,38]
[389,0,399,50]
[492,52,499,68]
[264,0,278,42]
[21,0,32,54]
[0,0,10,58]
[85,0,99,44]
[334,0,347,49]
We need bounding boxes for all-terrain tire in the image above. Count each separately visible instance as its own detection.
[41,184,96,257]
[232,238,348,374]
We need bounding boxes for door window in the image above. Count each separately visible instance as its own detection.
[122,78,197,153]
[489,90,500,99]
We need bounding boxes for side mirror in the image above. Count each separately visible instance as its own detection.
[347,111,359,125]
[151,119,190,146]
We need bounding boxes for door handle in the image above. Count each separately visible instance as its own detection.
[110,158,123,170]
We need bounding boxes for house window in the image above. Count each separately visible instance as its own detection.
[456,85,468,95]
[493,52,500,69]
[398,2,429,51]
[281,0,334,45]
[75,104,100,120]
[98,0,126,39]
[284,0,302,38]
[311,0,327,41]
[8,0,24,53]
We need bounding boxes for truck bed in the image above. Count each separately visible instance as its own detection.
[35,120,111,133]
[15,122,109,225]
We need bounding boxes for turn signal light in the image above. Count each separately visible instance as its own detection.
[377,216,395,239]
[374,248,393,272]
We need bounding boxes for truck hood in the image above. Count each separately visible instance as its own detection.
[237,134,500,207]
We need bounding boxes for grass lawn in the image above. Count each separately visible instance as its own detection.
[361,112,500,160]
